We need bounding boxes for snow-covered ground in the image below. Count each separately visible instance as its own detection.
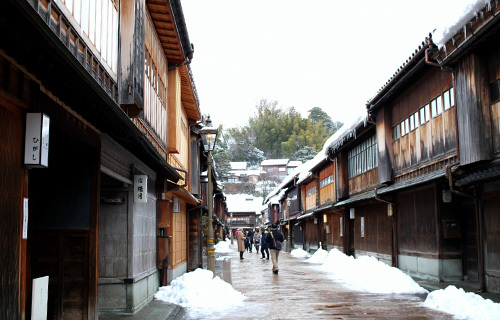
[155,244,500,319]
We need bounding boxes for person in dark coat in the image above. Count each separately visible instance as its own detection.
[260,228,269,260]
[267,223,284,274]
[247,230,254,252]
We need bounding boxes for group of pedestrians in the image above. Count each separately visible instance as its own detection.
[235,224,284,274]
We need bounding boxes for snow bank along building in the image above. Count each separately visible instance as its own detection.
[0,0,226,318]
[265,1,500,294]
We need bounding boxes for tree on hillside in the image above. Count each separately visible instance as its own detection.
[213,125,232,181]
[281,117,328,159]
[293,146,317,162]
[248,99,304,159]
[226,126,265,166]
[308,106,343,135]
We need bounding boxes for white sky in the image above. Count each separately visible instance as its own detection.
[180,0,484,128]
[155,241,500,319]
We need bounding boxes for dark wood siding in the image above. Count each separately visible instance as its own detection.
[488,45,500,154]
[376,107,394,184]
[456,53,493,164]
[0,102,24,319]
[348,168,378,195]
[484,192,500,291]
[391,69,456,174]
[353,203,392,257]
[304,218,320,250]
[189,139,200,195]
[325,213,343,249]
[397,185,438,257]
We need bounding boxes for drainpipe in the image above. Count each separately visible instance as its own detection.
[374,187,398,267]
[446,163,485,292]
[425,38,453,72]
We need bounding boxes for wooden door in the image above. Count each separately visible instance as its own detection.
[29,230,89,320]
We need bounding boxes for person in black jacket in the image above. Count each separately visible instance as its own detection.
[267,223,284,274]
[260,229,269,260]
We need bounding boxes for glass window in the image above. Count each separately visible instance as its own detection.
[431,96,442,118]
[393,124,400,140]
[347,134,378,179]
[444,89,452,110]
[420,104,430,124]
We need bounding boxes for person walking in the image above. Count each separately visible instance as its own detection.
[236,229,246,260]
[267,223,284,274]
[247,230,254,253]
[260,228,269,260]
[253,229,261,253]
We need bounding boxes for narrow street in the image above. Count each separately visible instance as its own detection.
[179,244,453,320]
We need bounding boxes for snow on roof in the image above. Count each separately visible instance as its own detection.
[433,0,490,48]
[225,194,263,213]
[322,110,367,155]
[261,159,289,166]
[230,162,247,170]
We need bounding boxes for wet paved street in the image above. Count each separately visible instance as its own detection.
[180,243,453,320]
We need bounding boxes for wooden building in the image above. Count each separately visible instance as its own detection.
[425,2,500,293]
[0,0,210,318]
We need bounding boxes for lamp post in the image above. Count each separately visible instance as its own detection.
[286,197,292,252]
[200,115,219,276]
[230,212,234,245]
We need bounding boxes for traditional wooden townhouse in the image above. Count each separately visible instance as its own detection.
[213,186,228,241]
[325,115,396,264]
[423,1,500,293]
[99,0,202,315]
[0,0,207,318]
[363,32,465,283]
[295,157,324,252]
[354,15,489,290]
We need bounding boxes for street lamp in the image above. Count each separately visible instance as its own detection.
[200,115,219,276]
[286,197,292,252]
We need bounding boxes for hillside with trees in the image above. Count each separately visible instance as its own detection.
[212,99,343,184]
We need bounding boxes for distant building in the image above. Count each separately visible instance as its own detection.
[226,194,263,231]
[261,159,302,181]
[228,162,263,183]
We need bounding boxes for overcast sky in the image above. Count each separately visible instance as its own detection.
[180,0,477,128]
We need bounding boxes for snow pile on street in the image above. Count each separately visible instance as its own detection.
[215,239,232,253]
[155,268,245,318]
[305,248,427,294]
[305,248,329,263]
[290,248,311,259]
[424,285,500,320]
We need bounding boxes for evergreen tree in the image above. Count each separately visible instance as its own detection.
[212,126,232,181]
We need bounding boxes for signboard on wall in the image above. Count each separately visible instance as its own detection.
[173,197,180,213]
[134,175,148,203]
[32,276,49,320]
[24,113,50,168]
[23,198,28,239]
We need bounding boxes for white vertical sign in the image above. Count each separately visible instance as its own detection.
[24,113,50,168]
[32,276,49,320]
[173,197,180,213]
[134,175,148,203]
[23,198,29,239]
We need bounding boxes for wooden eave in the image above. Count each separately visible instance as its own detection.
[179,65,201,120]
[146,0,185,65]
